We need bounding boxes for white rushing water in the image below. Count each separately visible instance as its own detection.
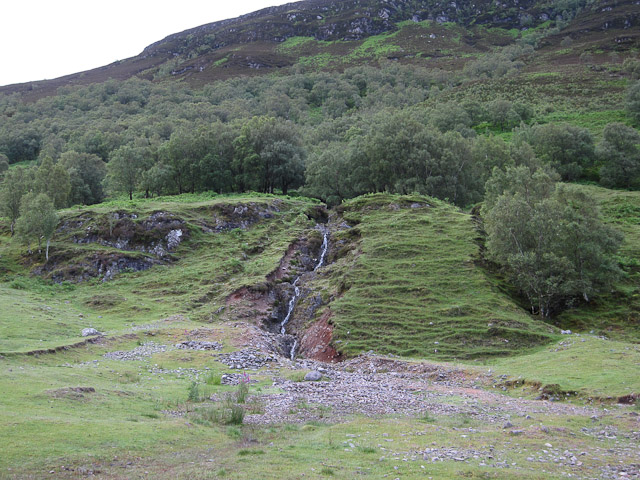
[314,228,329,271]
[280,279,300,334]
[279,228,330,359]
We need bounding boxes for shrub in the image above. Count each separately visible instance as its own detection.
[187,382,201,402]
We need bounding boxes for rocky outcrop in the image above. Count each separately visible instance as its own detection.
[64,210,188,258]
[44,202,284,283]
[37,251,160,283]
[198,201,282,233]
[225,226,328,329]
[145,0,549,59]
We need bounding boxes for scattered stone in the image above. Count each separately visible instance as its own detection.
[176,340,223,351]
[220,373,258,385]
[216,348,277,369]
[103,342,169,361]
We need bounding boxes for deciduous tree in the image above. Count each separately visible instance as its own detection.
[106,145,146,200]
[0,167,29,234]
[59,151,107,204]
[483,166,622,316]
[598,122,640,189]
[15,193,59,261]
[34,156,71,208]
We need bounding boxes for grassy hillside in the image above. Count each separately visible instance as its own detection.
[2,189,636,360]
[0,193,320,352]
[0,0,638,476]
[1,192,639,479]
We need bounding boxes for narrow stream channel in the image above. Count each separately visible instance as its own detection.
[278,227,329,360]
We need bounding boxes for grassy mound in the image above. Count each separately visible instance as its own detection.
[326,193,558,360]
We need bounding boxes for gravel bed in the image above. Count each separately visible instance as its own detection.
[215,348,279,369]
[103,342,171,361]
[176,340,223,351]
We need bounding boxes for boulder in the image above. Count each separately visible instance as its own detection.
[81,328,102,337]
[304,370,322,381]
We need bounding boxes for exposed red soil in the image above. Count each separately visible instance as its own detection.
[225,286,272,323]
[299,310,342,362]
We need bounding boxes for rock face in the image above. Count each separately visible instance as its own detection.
[199,202,282,233]
[145,0,547,58]
[224,225,329,331]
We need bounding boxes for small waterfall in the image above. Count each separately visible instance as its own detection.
[280,279,300,334]
[314,229,329,271]
[278,228,329,359]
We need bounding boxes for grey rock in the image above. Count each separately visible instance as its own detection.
[166,229,183,250]
[81,328,102,337]
[304,370,323,381]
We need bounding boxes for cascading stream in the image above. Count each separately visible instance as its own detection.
[279,227,329,360]
[280,279,300,335]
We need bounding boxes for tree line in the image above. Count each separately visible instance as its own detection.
[0,64,638,318]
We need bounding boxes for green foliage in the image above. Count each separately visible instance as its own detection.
[486,98,522,131]
[187,382,201,402]
[623,58,640,80]
[0,128,41,164]
[462,44,533,80]
[597,122,640,189]
[34,157,70,209]
[233,116,305,195]
[15,193,59,261]
[0,153,8,177]
[0,166,29,234]
[484,166,623,316]
[515,123,596,181]
[59,151,106,205]
[205,372,222,386]
[235,382,249,404]
[191,381,249,426]
[277,36,316,53]
[305,111,483,207]
[107,145,147,200]
[626,80,640,124]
